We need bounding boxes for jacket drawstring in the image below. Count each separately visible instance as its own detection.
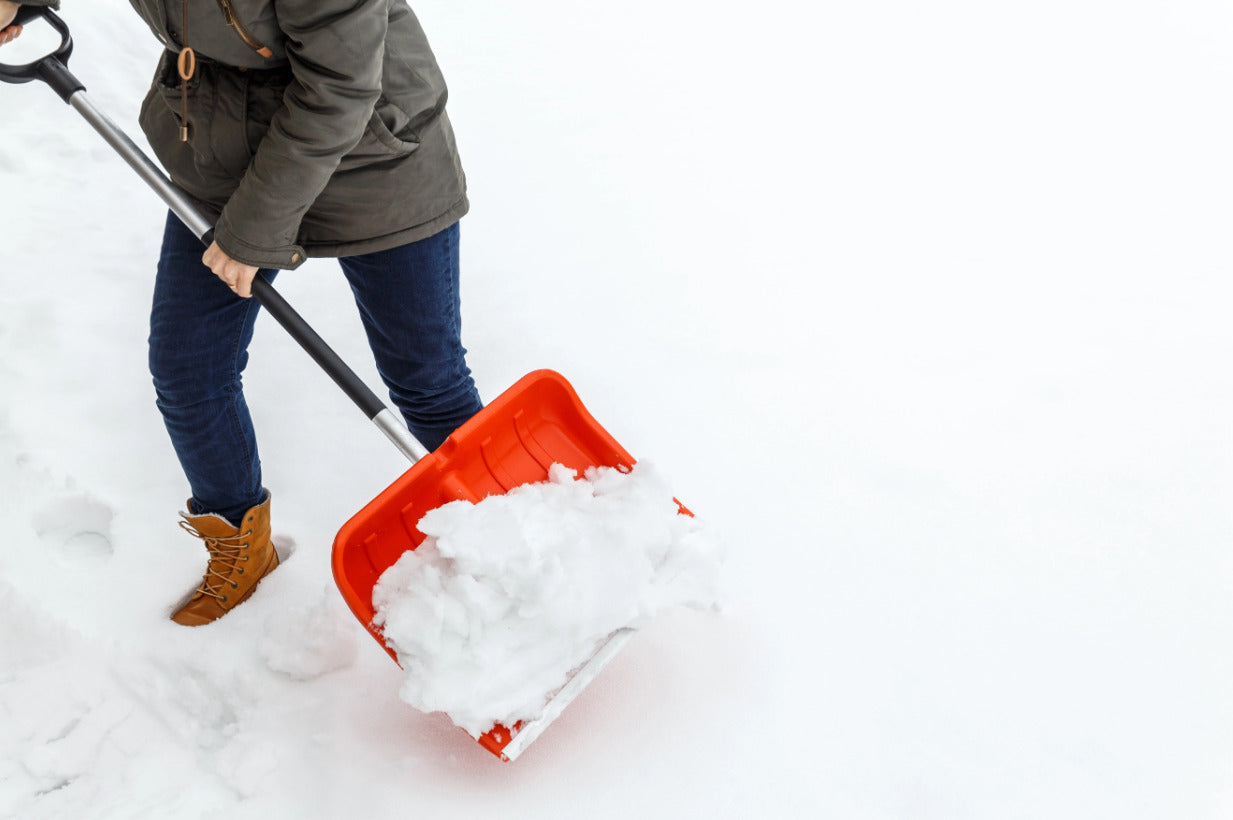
[177,0,194,142]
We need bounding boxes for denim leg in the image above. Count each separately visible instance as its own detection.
[148,212,273,525]
[338,222,483,451]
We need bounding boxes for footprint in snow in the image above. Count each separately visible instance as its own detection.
[31,492,115,564]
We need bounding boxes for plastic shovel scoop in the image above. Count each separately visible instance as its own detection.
[1,6,667,763]
[334,369,654,761]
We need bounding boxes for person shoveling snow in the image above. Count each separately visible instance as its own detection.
[3,2,721,762]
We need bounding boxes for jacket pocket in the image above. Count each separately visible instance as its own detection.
[145,50,220,169]
[206,68,254,179]
[337,98,420,172]
[243,74,285,155]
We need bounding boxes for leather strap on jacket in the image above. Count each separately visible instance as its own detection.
[216,0,274,59]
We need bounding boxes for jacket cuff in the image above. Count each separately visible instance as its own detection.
[213,219,307,270]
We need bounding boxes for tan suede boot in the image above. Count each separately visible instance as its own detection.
[171,492,280,627]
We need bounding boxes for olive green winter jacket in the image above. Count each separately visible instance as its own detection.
[105,0,467,269]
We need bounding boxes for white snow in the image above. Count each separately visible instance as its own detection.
[372,462,722,736]
[3,0,1233,818]
[259,589,360,682]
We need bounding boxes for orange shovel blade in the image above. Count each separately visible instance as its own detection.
[332,369,637,760]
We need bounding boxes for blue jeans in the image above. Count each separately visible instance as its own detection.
[149,212,482,525]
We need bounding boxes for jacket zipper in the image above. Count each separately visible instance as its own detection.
[215,0,274,59]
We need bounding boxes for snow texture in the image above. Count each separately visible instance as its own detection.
[373,463,721,735]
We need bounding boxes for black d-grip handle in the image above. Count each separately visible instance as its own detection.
[12,4,47,26]
[0,7,84,102]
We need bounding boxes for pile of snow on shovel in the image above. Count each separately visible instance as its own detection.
[372,462,723,736]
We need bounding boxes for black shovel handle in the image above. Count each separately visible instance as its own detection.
[11,3,49,26]
[0,6,83,101]
[1,6,430,462]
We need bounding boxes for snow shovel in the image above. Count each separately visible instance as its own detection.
[2,7,654,762]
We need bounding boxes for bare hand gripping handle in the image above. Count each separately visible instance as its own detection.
[0,6,430,463]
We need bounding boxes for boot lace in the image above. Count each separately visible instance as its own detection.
[179,521,253,602]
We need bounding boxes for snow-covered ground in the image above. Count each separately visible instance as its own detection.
[2,1,1233,817]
